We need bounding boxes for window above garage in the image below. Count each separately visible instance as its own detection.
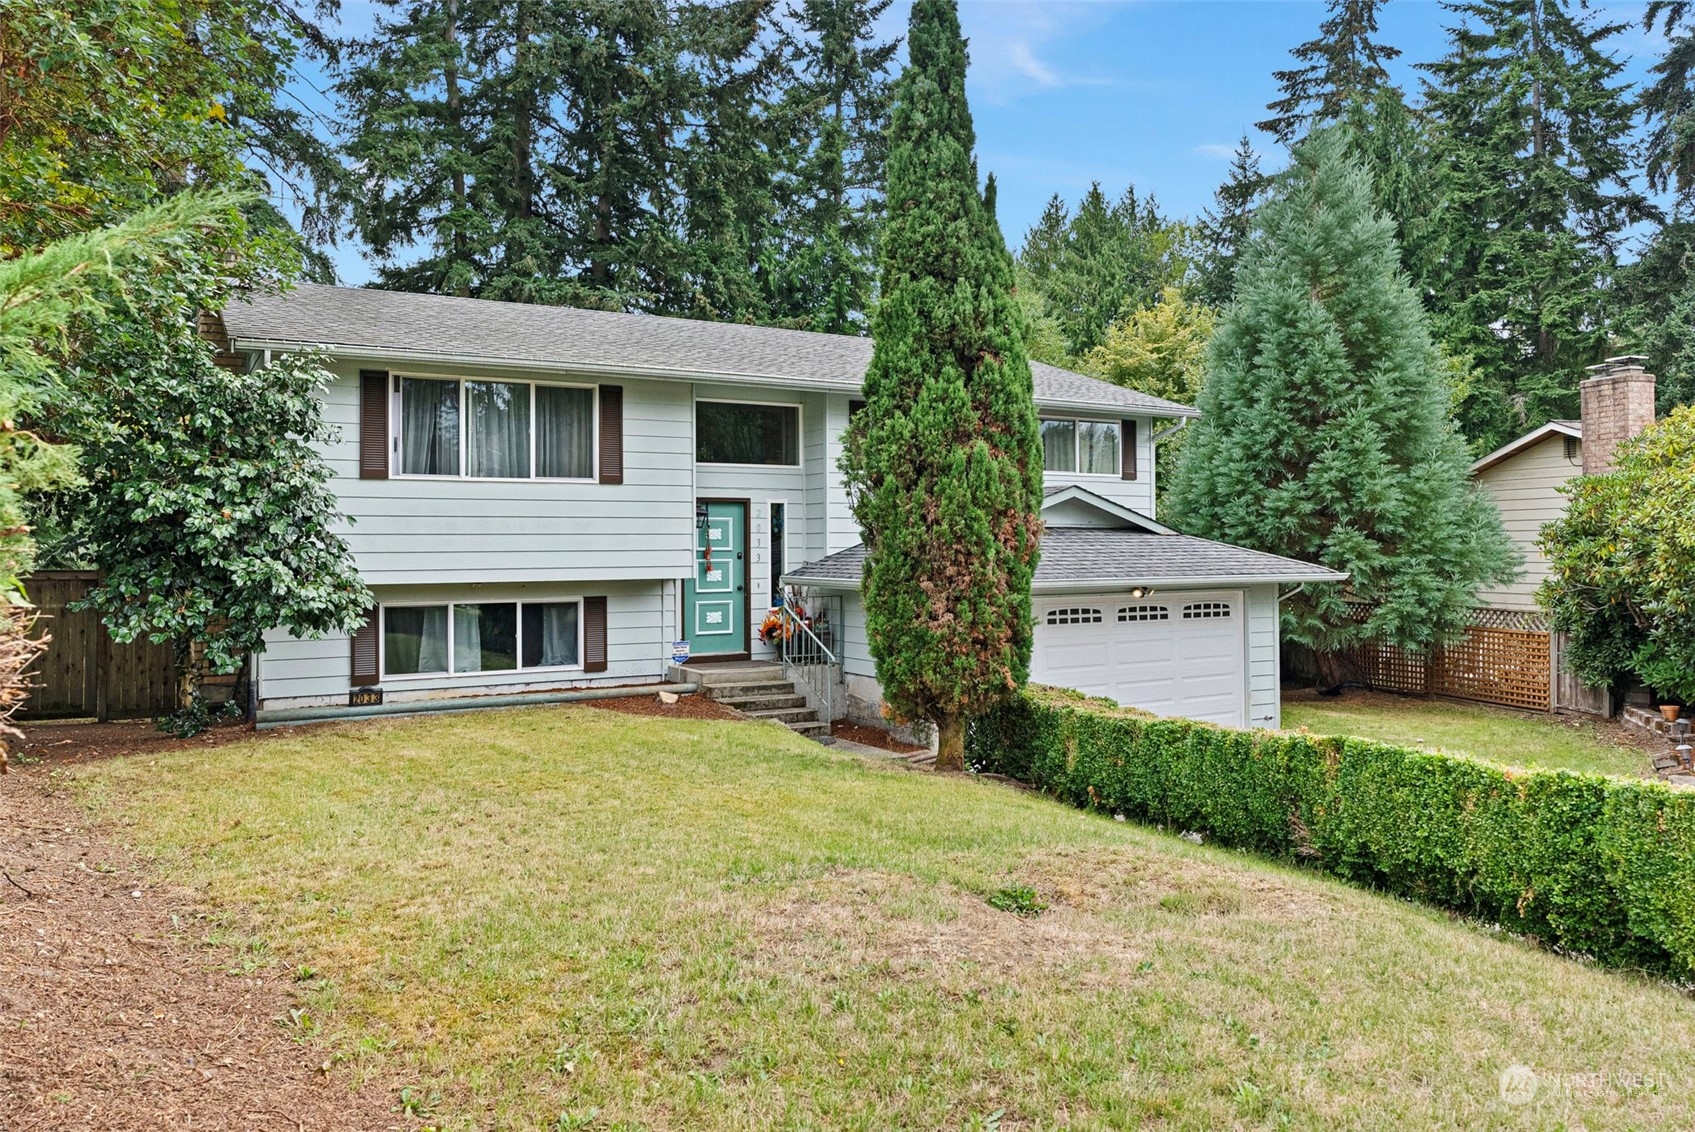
[1041,418,1120,476]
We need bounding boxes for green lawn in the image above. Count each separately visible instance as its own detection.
[78,706,1695,1130]
[1283,689,1655,778]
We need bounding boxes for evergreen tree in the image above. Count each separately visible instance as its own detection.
[1191,136,1267,308]
[1016,183,1184,357]
[1258,0,1402,144]
[768,0,899,332]
[841,0,1042,772]
[1168,130,1515,657]
[1420,0,1653,451]
[1017,195,1070,288]
[337,0,783,316]
[1641,2,1695,202]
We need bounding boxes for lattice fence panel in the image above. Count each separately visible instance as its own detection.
[1349,638,1429,695]
[1430,626,1551,712]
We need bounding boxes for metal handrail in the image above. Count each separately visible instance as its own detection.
[778,597,838,728]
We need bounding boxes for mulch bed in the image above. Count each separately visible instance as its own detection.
[830,720,927,755]
[1,723,408,1131]
[580,691,741,721]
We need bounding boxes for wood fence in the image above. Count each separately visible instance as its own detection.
[22,572,177,720]
[1343,605,1609,716]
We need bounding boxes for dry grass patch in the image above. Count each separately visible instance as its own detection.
[62,704,1695,1130]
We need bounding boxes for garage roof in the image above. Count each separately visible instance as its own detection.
[784,529,1348,592]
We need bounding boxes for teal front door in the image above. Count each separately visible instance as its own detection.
[685,501,747,656]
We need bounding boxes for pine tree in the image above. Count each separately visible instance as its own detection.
[1191,136,1267,308]
[841,0,1042,772]
[1168,129,1515,656]
[1258,0,1402,144]
[768,0,899,332]
[1420,0,1653,451]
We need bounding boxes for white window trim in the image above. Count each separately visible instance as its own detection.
[391,374,599,483]
[1041,417,1123,479]
[378,598,587,680]
[694,397,805,469]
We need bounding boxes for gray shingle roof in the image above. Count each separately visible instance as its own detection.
[222,284,1197,417]
[785,528,1346,590]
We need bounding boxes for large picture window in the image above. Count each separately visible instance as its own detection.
[1041,418,1120,475]
[398,377,595,480]
[382,600,582,677]
[696,401,800,466]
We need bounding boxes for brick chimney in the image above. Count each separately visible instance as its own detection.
[1580,356,1656,475]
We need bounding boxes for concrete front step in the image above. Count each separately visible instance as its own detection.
[703,681,796,700]
[784,719,829,737]
[714,692,808,712]
[746,706,821,726]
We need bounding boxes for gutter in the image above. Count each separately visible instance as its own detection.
[784,573,1349,593]
[255,680,700,729]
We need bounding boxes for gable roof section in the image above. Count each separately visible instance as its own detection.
[1470,420,1581,474]
[785,529,1347,593]
[223,284,1198,418]
[1040,484,1173,533]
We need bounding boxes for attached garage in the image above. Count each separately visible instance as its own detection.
[784,486,1347,732]
[1032,590,1246,726]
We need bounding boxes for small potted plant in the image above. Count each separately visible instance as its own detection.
[1638,656,1688,723]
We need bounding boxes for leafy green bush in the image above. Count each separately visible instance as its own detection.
[1540,407,1695,704]
[969,686,1695,976]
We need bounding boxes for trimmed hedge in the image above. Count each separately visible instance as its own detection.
[968,686,1695,977]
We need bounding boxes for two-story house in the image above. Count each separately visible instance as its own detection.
[219,285,1341,731]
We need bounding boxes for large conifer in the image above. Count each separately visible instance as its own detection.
[1420,0,1652,450]
[842,0,1041,772]
[1191,136,1267,308]
[1257,0,1402,143]
[1168,130,1515,656]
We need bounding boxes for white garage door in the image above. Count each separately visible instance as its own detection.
[1030,591,1246,726]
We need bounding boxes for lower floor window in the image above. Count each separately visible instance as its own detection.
[384,599,581,676]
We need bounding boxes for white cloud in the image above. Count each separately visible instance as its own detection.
[953,1,1135,102]
[1191,143,1237,160]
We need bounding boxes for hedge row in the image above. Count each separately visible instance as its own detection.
[967,686,1695,977]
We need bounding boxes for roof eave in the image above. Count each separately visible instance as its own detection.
[228,336,1198,417]
[782,571,1350,592]
[1470,421,1582,474]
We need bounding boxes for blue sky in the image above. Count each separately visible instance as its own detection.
[305,1,1669,285]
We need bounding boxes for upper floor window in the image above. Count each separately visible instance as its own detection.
[1041,418,1120,476]
[696,400,800,466]
[399,376,595,479]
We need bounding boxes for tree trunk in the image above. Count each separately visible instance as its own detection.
[933,712,966,773]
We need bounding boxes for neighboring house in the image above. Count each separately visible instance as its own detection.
[217,284,1341,730]
[1470,358,1655,612]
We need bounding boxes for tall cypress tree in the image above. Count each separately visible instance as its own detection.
[1168,129,1515,657]
[1420,0,1652,450]
[1258,0,1402,143]
[841,0,1042,772]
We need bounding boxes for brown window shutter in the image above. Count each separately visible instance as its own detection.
[1121,419,1138,481]
[350,611,380,686]
[598,385,623,485]
[583,596,608,672]
[360,370,390,479]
